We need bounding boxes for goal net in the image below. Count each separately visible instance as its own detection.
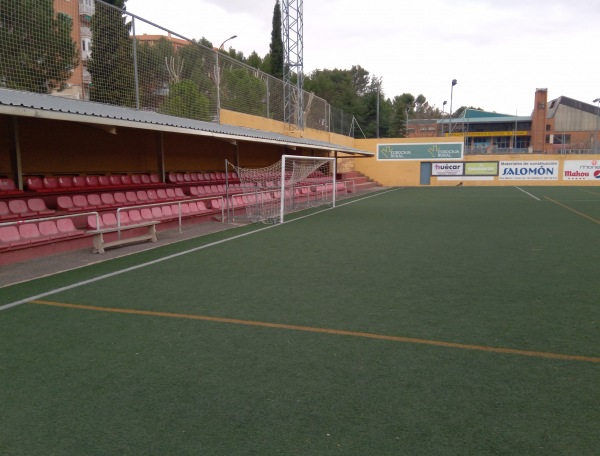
[226,155,337,223]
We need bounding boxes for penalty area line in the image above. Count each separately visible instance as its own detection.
[514,186,541,201]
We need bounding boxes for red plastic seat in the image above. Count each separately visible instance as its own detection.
[140,208,154,221]
[42,177,58,191]
[196,201,210,212]
[121,175,133,186]
[149,174,160,184]
[26,177,44,192]
[156,189,170,201]
[8,199,36,217]
[167,173,178,184]
[100,193,117,207]
[87,215,104,230]
[136,190,149,202]
[102,213,118,227]
[183,173,192,183]
[27,198,55,215]
[98,176,111,187]
[73,194,93,210]
[141,174,152,185]
[0,177,18,193]
[116,211,130,226]
[165,188,177,199]
[72,176,87,188]
[189,187,199,196]
[151,207,163,219]
[0,201,18,220]
[109,176,122,186]
[38,220,62,239]
[146,189,158,201]
[87,194,108,209]
[57,218,83,237]
[161,205,174,219]
[56,195,75,211]
[85,175,100,188]
[114,192,127,205]
[18,223,48,243]
[127,209,143,224]
[125,191,138,203]
[174,188,186,198]
[131,174,142,186]
[0,225,29,248]
[175,173,185,183]
[57,176,73,189]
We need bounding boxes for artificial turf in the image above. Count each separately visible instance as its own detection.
[1,186,599,455]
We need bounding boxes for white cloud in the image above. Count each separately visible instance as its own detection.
[126,0,600,115]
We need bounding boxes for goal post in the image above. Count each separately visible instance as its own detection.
[226,155,337,224]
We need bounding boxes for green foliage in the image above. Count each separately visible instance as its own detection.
[160,79,210,121]
[220,68,267,117]
[136,37,173,110]
[0,0,78,93]
[268,0,283,78]
[88,0,136,106]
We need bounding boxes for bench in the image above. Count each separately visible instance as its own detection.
[87,221,160,254]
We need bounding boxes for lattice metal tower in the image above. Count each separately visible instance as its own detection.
[282,0,304,130]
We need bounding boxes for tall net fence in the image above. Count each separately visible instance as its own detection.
[0,0,354,135]
[227,156,336,224]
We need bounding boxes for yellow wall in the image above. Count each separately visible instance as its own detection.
[354,136,600,187]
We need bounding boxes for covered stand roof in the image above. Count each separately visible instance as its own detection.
[0,89,371,156]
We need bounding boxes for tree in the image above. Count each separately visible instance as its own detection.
[268,0,283,78]
[160,79,210,121]
[88,0,135,106]
[220,68,267,117]
[0,0,78,93]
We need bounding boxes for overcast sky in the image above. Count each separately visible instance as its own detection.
[126,0,600,116]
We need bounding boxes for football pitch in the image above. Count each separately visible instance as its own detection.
[1,186,599,455]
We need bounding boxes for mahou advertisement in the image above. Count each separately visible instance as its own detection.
[563,160,600,180]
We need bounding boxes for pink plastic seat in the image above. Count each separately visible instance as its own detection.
[0,201,19,220]
[73,194,93,210]
[146,189,158,201]
[161,205,174,219]
[183,173,192,183]
[109,176,122,186]
[39,220,61,239]
[127,209,143,224]
[87,215,104,230]
[18,223,46,243]
[125,191,138,203]
[121,175,133,186]
[131,174,142,185]
[167,173,178,184]
[114,192,127,205]
[116,211,131,226]
[8,200,36,217]
[141,174,152,185]
[136,190,149,202]
[0,177,18,193]
[149,174,160,184]
[174,188,186,199]
[98,176,111,187]
[57,218,83,237]
[156,189,169,201]
[165,188,177,199]
[100,193,116,207]
[189,187,199,196]
[57,195,76,212]
[0,225,28,247]
[140,208,154,221]
[87,194,107,209]
[102,213,118,227]
[196,201,209,212]
[27,198,55,215]
[151,207,163,219]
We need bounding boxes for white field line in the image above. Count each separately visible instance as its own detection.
[0,188,399,312]
[514,186,541,201]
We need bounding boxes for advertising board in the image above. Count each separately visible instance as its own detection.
[431,162,464,176]
[563,160,600,180]
[378,142,463,161]
[464,162,499,176]
[499,161,559,181]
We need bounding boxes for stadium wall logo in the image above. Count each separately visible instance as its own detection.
[377,142,463,161]
[499,161,559,180]
[563,160,600,180]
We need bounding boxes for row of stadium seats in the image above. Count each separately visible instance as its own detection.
[56,188,188,212]
[86,202,214,230]
[0,178,22,196]
[167,172,239,185]
[0,219,83,250]
[25,174,162,193]
[0,198,55,220]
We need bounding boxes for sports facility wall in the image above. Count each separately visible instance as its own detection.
[353,137,600,187]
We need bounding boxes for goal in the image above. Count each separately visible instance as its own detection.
[226,155,338,224]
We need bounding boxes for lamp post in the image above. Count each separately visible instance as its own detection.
[442,100,447,136]
[449,79,457,135]
[215,35,237,122]
[594,98,600,153]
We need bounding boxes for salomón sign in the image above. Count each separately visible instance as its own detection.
[499,161,559,180]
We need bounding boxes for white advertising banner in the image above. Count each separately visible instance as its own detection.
[432,162,464,176]
[563,160,600,180]
[499,161,559,181]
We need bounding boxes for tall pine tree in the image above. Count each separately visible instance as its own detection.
[268,1,283,79]
[88,0,135,106]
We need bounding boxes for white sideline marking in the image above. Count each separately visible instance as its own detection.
[514,186,541,201]
[0,189,397,312]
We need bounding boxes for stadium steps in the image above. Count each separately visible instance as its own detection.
[338,171,382,192]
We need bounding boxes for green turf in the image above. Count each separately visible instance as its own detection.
[1,187,599,455]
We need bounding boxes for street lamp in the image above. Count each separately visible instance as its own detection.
[215,35,237,122]
[449,79,457,135]
[594,98,600,153]
[442,100,447,136]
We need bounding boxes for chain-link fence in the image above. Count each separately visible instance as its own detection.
[0,0,355,136]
